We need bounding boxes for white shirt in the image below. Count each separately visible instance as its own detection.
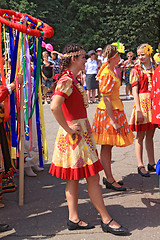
[98,55,103,62]
[85,58,98,74]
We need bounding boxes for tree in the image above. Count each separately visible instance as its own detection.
[0,0,160,53]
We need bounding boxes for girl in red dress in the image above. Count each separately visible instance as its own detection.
[151,43,160,126]
[49,43,128,235]
[129,43,157,177]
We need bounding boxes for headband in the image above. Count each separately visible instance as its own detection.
[63,50,83,58]
[110,52,119,60]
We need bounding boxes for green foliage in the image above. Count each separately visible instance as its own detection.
[0,0,160,54]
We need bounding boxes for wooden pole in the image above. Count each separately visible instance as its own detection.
[19,21,26,206]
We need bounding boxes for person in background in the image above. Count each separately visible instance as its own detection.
[96,47,103,64]
[49,51,60,75]
[94,53,101,102]
[129,43,157,177]
[49,43,128,236]
[123,51,135,99]
[85,50,98,104]
[41,51,54,104]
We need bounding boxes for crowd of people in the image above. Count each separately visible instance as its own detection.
[1,41,160,235]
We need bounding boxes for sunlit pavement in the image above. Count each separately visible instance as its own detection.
[1,84,160,240]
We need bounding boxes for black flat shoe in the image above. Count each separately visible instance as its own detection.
[148,163,156,172]
[103,177,124,186]
[0,223,9,232]
[103,178,126,191]
[67,219,95,230]
[138,166,150,177]
[101,219,129,236]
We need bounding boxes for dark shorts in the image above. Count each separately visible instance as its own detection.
[42,78,54,88]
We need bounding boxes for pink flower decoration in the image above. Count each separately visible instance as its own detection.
[46,43,53,52]
[42,41,46,48]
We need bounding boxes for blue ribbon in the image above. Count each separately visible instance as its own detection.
[35,98,43,167]
[9,28,19,147]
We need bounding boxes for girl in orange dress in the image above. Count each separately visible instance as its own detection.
[49,43,128,235]
[129,43,157,177]
[92,45,134,191]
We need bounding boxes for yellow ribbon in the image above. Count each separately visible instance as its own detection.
[3,24,8,82]
[38,76,48,161]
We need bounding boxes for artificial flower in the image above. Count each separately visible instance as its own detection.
[144,44,153,55]
[153,53,160,63]
[112,42,125,53]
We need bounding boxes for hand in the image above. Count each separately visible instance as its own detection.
[17,73,23,85]
[68,123,81,134]
[43,76,47,81]
[112,122,121,133]
[136,110,144,123]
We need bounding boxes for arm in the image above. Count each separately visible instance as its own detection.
[50,95,81,134]
[103,95,121,132]
[41,65,47,80]
[132,85,144,122]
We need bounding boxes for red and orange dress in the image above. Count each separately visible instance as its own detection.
[129,63,156,131]
[49,70,103,180]
[151,64,160,125]
[92,64,134,146]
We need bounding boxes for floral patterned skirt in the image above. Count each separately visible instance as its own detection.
[92,108,134,147]
[49,118,103,180]
[129,93,156,132]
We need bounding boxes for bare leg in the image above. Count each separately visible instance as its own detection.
[65,180,79,222]
[87,89,91,102]
[128,84,132,95]
[126,84,129,96]
[98,88,101,101]
[86,174,120,228]
[135,131,148,174]
[145,129,155,166]
[65,180,88,226]
[92,89,96,102]
[100,145,121,188]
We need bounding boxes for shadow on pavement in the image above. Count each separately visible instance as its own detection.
[0,165,160,239]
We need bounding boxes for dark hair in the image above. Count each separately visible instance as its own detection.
[58,43,84,79]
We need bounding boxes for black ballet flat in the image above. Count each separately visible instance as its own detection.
[101,219,129,236]
[67,219,95,230]
[103,178,126,191]
[103,177,123,186]
[0,223,9,232]
[148,163,156,172]
[138,166,150,177]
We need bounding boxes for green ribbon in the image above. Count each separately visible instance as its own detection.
[30,38,41,118]
[22,33,29,136]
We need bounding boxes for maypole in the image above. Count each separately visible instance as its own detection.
[0,9,54,206]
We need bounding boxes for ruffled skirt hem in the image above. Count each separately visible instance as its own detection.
[49,160,103,180]
[130,122,156,132]
[93,131,134,147]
